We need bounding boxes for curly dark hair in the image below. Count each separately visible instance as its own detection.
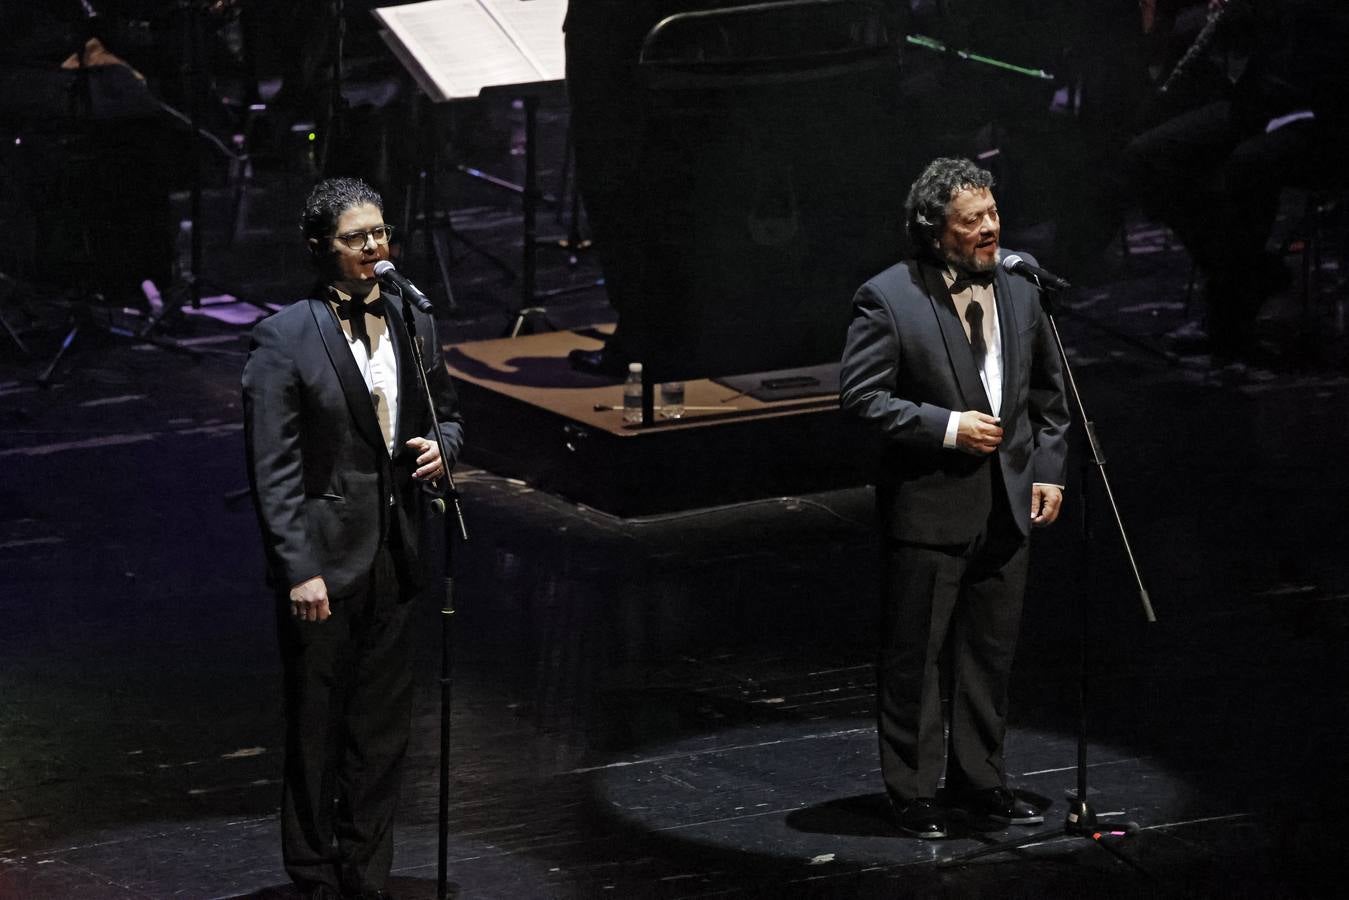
[300,177,384,243]
[904,158,995,260]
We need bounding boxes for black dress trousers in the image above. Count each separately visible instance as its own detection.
[877,463,1029,804]
[277,542,414,895]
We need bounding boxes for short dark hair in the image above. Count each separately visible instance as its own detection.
[300,177,384,243]
[904,158,995,259]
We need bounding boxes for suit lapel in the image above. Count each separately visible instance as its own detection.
[919,261,992,415]
[310,298,386,452]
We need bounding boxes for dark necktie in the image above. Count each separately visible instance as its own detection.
[965,299,987,367]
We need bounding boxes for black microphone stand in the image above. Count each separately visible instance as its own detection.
[394,290,468,900]
[941,275,1157,874]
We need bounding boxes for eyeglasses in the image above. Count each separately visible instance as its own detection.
[329,224,394,251]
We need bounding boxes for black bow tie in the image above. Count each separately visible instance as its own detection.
[337,295,385,321]
[950,271,995,292]
[335,295,384,349]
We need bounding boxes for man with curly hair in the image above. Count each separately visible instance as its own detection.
[243,177,465,898]
[840,157,1070,839]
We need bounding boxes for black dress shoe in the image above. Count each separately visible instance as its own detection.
[894,797,948,839]
[958,787,1044,827]
[567,345,629,378]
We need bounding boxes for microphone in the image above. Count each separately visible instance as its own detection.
[1000,253,1072,291]
[372,261,434,313]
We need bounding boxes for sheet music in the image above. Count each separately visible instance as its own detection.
[479,0,567,81]
[373,0,565,102]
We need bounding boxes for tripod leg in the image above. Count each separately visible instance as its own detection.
[444,221,516,282]
[939,827,1069,866]
[508,307,556,338]
[1085,828,1154,878]
[0,307,30,356]
[38,319,81,387]
[564,175,587,269]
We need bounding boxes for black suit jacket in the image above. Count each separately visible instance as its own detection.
[839,252,1070,544]
[242,293,465,600]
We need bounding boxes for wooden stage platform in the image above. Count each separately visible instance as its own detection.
[445,328,874,516]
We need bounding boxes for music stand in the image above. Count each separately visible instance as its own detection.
[374,0,602,328]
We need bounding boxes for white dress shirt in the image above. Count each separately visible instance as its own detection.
[942,268,1002,448]
[936,267,1064,494]
[329,284,399,457]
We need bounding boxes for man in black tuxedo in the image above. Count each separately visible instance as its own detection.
[840,158,1070,839]
[243,177,465,898]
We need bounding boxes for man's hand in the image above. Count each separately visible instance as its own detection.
[1031,484,1063,527]
[956,411,1003,456]
[406,437,444,483]
[290,576,330,622]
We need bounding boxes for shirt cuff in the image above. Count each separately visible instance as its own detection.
[943,411,960,448]
[1033,482,1066,491]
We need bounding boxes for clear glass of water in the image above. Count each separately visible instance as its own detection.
[659,381,685,419]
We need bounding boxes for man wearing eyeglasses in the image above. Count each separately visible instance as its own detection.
[242,177,465,900]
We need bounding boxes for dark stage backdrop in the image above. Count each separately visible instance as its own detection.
[628,6,908,383]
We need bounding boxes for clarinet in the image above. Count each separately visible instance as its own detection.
[1158,1,1238,95]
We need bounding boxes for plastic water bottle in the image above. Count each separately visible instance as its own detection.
[623,362,644,424]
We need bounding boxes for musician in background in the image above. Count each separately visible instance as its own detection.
[1123,0,1349,363]
[1,3,175,308]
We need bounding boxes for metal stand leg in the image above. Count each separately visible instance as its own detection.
[505,97,602,335]
[403,96,518,314]
[0,273,31,356]
[0,307,27,356]
[38,318,81,387]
